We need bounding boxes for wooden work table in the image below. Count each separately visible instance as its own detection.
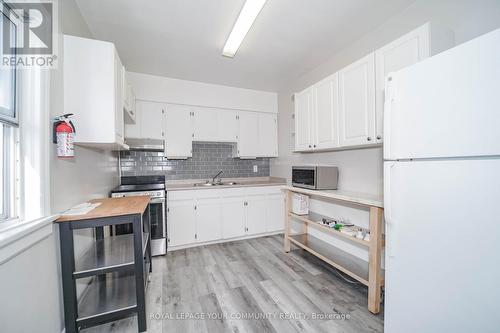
[56,196,150,222]
[56,196,152,333]
[283,186,384,314]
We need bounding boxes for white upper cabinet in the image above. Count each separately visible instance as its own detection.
[217,110,238,142]
[141,101,166,140]
[125,100,165,140]
[294,87,313,151]
[236,111,259,158]
[338,53,376,147]
[314,73,339,149]
[165,104,193,159]
[294,77,339,151]
[192,108,238,143]
[64,35,127,149]
[293,22,453,152]
[192,108,218,141]
[375,23,454,143]
[258,113,278,157]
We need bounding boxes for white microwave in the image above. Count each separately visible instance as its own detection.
[292,166,338,190]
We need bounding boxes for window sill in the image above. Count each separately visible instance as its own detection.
[0,215,59,264]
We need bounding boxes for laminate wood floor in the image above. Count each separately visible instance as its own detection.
[82,234,384,333]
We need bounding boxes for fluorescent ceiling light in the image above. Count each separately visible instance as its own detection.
[222,0,267,58]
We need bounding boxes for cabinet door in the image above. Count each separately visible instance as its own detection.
[218,110,238,142]
[168,199,196,247]
[140,101,166,140]
[221,197,246,239]
[266,194,285,233]
[314,73,339,149]
[195,198,222,243]
[165,105,193,158]
[246,196,267,235]
[338,53,376,147]
[294,87,313,151]
[114,52,124,143]
[258,113,278,157]
[237,111,259,158]
[375,25,429,143]
[193,108,218,142]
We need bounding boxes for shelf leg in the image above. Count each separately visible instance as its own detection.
[59,222,78,333]
[368,207,383,314]
[133,214,147,332]
[284,190,291,252]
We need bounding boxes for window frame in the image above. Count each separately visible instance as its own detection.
[0,1,19,126]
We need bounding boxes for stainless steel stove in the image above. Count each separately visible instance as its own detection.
[110,176,167,256]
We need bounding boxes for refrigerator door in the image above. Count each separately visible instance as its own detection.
[384,158,500,333]
[384,28,500,160]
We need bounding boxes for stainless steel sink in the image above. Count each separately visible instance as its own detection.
[194,181,238,187]
[194,182,217,187]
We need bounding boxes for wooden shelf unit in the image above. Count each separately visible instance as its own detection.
[283,186,385,314]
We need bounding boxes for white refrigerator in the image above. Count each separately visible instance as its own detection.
[383,28,500,333]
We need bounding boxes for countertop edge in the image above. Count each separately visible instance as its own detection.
[282,186,384,208]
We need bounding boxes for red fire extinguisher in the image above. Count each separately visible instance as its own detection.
[54,114,76,158]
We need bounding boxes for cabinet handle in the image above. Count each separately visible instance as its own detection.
[161,131,164,137]
[313,145,316,148]
[308,145,312,148]
[367,137,372,141]
[195,234,197,240]
[376,135,382,140]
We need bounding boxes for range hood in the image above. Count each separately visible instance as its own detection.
[125,138,164,151]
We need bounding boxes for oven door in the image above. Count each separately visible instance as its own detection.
[149,198,166,241]
[292,167,317,189]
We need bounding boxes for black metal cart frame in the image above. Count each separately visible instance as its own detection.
[59,206,152,332]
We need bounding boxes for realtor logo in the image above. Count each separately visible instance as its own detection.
[1,0,58,67]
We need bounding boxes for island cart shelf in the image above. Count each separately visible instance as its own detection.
[282,186,385,314]
[56,196,152,332]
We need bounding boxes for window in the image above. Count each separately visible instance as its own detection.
[0,5,19,222]
[0,6,17,125]
[0,123,17,221]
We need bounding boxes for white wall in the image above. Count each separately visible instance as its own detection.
[271,0,500,196]
[0,1,119,332]
[128,71,278,113]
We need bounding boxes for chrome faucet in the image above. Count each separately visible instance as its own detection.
[211,170,224,184]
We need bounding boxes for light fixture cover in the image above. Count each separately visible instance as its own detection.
[222,0,267,58]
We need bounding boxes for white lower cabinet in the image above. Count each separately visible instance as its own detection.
[266,194,285,232]
[245,196,267,235]
[195,198,222,242]
[221,197,247,239]
[167,199,196,247]
[168,187,284,248]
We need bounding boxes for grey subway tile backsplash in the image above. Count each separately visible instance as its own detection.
[120,142,270,180]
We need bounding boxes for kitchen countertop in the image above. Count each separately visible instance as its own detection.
[165,177,287,191]
[56,196,150,222]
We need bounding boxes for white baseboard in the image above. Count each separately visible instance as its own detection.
[167,230,283,251]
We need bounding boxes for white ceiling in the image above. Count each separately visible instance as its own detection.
[75,0,416,92]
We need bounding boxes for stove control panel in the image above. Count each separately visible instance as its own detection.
[111,190,165,199]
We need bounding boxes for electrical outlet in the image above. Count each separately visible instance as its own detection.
[253,165,258,173]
